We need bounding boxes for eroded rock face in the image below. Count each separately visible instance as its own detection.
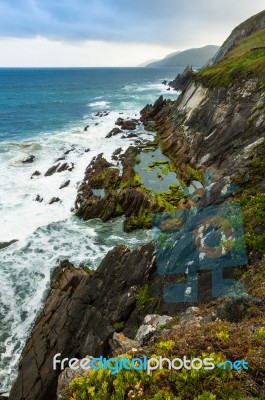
[74,148,166,231]
[115,117,138,131]
[168,66,194,91]
[9,242,188,400]
[141,78,265,183]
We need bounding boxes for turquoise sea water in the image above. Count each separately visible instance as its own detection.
[0,67,181,141]
[0,67,182,394]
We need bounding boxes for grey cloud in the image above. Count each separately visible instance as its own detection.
[0,0,264,46]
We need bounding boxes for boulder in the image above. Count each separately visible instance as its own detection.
[106,127,122,138]
[35,195,43,203]
[45,162,74,177]
[31,170,41,178]
[49,197,61,205]
[59,180,70,189]
[22,155,35,164]
[45,164,59,177]
[109,333,141,355]
[115,118,138,130]
[57,357,92,400]
[135,314,173,343]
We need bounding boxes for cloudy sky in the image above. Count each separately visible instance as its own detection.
[0,0,264,67]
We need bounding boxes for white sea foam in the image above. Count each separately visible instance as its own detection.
[0,75,180,393]
[0,106,153,394]
[87,100,111,108]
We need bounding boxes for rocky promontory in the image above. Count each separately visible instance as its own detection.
[8,10,265,400]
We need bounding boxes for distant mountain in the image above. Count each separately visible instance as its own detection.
[145,45,219,68]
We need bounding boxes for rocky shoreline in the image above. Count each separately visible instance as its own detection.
[7,10,265,399]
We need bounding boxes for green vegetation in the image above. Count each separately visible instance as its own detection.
[136,284,150,312]
[78,263,93,275]
[113,321,125,332]
[68,318,265,399]
[197,28,265,87]
[236,190,265,252]
[186,165,204,184]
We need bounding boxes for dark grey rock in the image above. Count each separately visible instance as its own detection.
[34,195,43,203]
[59,180,70,189]
[22,155,35,164]
[106,128,122,138]
[49,197,61,205]
[0,240,18,250]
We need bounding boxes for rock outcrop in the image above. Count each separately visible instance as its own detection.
[8,12,265,400]
[74,148,177,231]
[168,66,194,91]
[9,243,190,400]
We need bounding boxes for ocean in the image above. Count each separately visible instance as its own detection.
[0,67,182,393]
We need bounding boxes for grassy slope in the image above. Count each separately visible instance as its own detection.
[197,28,265,87]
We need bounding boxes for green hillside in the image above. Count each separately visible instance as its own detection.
[197,28,265,87]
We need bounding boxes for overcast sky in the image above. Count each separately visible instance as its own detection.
[0,0,264,67]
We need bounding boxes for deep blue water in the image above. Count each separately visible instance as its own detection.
[0,67,182,141]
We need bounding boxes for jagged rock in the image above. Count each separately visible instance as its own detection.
[168,66,194,91]
[64,147,75,155]
[112,147,122,157]
[57,162,74,173]
[49,197,61,205]
[35,195,43,203]
[22,155,35,163]
[55,156,66,162]
[45,162,74,176]
[140,95,167,131]
[45,164,59,176]
[162,80,167,85]
[115,117,138,130]
[59,180,70,189]
[85,148,90,152]
[84,125,89,131]
[106,127,122,138]
[109,333,141,355]
[57,357,92,400]
[135,314,173,343]
[31,170,41,178]
[9,243,187,400]
[0,239,18,250]
[150,76,265,178]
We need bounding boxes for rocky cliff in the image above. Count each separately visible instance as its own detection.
[9,11,265,400]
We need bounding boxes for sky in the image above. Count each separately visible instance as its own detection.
[0,0,264,67]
